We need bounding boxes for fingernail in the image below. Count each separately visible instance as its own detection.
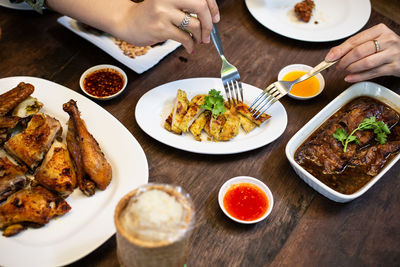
[204,36,210,43]
[344,76,353,82]
[213,14,220,23]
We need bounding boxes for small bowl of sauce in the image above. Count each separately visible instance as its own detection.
[278,64,325,100]
[218,176,273,224]
[80,64,127,100]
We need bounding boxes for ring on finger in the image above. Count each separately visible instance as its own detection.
[373,39,381,53]
[179,12,191,31]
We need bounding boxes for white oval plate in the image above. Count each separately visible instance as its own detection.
[245,0,371,42]
[135,78,287,154]
[0,77,149,267]
[0,0,43,10]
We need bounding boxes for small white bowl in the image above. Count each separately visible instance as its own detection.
[285,81,400,202]
[218,176,273,224]
[278,64,325,100]
[80,64,128,100]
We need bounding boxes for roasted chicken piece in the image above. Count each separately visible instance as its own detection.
[0,82,34,116]
[220,107,240,141]
[235,102,271,126]
[4,113,62,170]
[63,100,112,191]
[238,114,256,133]
[189,112,210,141]
[0,116,21,144]
[179,94,206,132]
[0,155,28,203]
[12,96,43,118]
[35,140,77,197]
[209,115,226,141]
[0,185,71,237]
[171,89,189,134]
[66,118,96,196]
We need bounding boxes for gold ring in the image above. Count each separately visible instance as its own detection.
[373,39,381,53]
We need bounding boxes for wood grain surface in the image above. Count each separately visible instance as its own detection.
[0,0,399,266]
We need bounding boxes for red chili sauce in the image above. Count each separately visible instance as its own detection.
[223,183,269,221]
[83,68,124,98]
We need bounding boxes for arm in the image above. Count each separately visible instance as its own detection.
[46,0,220,53]
[325,23,400,82]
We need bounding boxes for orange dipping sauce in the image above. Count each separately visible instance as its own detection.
[223,183,269,221]
[283,70,320,97]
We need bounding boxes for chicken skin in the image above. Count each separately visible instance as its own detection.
[63,100,112,191]
[0,82,34,116]
[4,113,62,170]
[66,118,96,196]
[35,140,77,197]
[0,155,28,203]
[0,185,71,236]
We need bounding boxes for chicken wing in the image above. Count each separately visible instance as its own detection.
[0,185,71,237]
[66,118,96,196]
[0,155,28,203]
[35,140,77,197]
[4,113,62,169]
[63,100,112,190]
[0,82,34,116]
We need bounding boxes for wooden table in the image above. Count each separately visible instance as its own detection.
[1,1,399,266]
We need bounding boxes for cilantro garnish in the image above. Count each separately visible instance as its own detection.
[333,116,390,152]
[200,89,226,119]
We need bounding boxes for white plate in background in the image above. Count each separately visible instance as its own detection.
[57,16,181,74]
[245,0,371,42]
[0,76,148,267]
[135,77,288,154]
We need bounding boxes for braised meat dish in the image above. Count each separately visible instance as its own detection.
[295,97,400,194]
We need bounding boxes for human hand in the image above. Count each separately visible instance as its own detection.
[118,0,220,53]
[325,23,400,82]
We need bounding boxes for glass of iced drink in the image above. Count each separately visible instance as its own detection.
[114,183,195,267]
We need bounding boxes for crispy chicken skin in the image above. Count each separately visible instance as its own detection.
[66,118,96,196]
[35,140,77,197]
[63,100,112,191]
[0,185,71,236]
[4,114,62,169]
[0,82,34,116]
[0,116,21,144]
[0,156,28,203]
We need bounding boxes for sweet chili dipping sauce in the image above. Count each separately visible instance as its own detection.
[83,68,124,98]
[223,183,269,221]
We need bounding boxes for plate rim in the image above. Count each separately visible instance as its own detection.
[135,77,288,155]
[245,0,372,42]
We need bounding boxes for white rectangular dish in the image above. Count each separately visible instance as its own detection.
[285,82,400,202]
[57,16,181,74]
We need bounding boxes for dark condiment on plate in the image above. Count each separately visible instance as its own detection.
[295,97,400,194]
[83,68,124,98]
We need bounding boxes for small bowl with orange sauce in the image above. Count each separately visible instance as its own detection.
[278,64,325,100]
[80,64,128,100]
[218,176,273,224]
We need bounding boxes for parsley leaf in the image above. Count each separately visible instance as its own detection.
[333,116,391,152]
[200,89,226,119]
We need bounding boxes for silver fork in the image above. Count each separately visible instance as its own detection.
[249,60,338,119]
[210,23,243,106]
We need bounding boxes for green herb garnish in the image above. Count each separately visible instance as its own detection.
[200,89,226,119]
[333,116,390,152]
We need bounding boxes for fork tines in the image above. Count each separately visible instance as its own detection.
[224,79,243,106]
[248,83,281,119]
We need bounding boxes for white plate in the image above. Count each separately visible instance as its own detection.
[0,76,149,267]
[57,16,181,74]
[135,78,287,154]
[0,0,34,10]
[245,0,371,42]
[286,82,400,202]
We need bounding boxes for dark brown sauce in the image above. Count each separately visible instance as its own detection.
[295,96,400,195]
